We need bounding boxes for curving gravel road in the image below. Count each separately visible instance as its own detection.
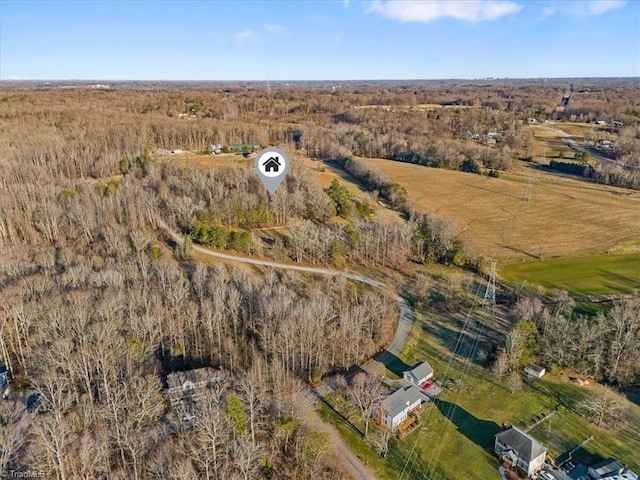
[160,219,415,480]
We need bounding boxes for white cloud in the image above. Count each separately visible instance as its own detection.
[368,0,523,23]
[541,6,555,18]
[540,0,627,18]
[583,0,627,15]
[233,30,256,49]
[264,23,285,34]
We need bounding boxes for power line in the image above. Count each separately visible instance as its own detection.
[523,176,533,202]
[481,261,497,316]
[423,262,496,479]
[399,280,485,480]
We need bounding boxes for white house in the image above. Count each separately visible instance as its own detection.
[377,386,424,431]
[524,364,546,378]
[403,361,434,387]
[588,458,638,480]
[495,426,547,475]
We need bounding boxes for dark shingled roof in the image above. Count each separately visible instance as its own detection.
[495,426,547,462]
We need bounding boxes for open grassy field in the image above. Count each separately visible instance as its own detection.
[359,157,640,261]
[500,253,640,296]
[397,302,640,474]
[545,122,609,142]
[531,125,576,160]
[322,296,640,480]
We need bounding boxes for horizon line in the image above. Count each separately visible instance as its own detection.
[2,76,639,83]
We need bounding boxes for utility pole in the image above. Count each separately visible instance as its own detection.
[481,260,497,316]
[524,176,533,202]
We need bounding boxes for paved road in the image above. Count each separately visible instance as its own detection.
[361,295,414,375]
[160,219,415,480]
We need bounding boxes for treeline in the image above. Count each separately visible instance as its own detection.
[501,295,640,387]
[592,161,640,190]
[548,160,594,176]
[548,159,640,190]
[340,157,409,212]
[388,139,514,173]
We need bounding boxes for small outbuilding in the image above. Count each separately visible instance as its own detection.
[524,364,546,378]
[403,361,434,387]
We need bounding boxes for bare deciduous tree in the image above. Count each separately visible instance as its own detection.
[348,373,387,437]
[579,387,627,429]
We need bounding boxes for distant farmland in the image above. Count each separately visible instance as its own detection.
[500,253,640,296]
[358,158,640,260]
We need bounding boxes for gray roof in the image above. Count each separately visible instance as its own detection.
[382,386,423,418]
[544,467,572,480]
[406,361,434,381]
[495,426,547,462]
[590,458,625,477]
[525,364,546,374]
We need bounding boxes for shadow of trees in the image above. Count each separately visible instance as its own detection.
[420,317,498,368]
[435,399,501,449]
[373,350,412,377]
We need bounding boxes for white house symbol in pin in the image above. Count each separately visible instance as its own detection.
[263,156,281,173]
[255,146,289,194]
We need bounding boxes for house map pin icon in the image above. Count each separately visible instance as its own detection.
[255,146,290,194]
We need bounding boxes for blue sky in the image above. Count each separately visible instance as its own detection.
[1,0,638,80]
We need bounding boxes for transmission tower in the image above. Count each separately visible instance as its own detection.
[523,176,533,202]
[481,260,497,316]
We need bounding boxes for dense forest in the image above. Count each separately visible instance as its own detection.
[0,80,638,478]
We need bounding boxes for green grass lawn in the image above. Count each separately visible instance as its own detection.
[322,303,640,479]
[499,253,640,296]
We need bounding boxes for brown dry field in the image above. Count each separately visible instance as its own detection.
[531,127,575,160]
[546,122,609,141]
[530,123,614,160]
[157,150,640,261]
[157,152,248,168]
[358,158,640,260]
